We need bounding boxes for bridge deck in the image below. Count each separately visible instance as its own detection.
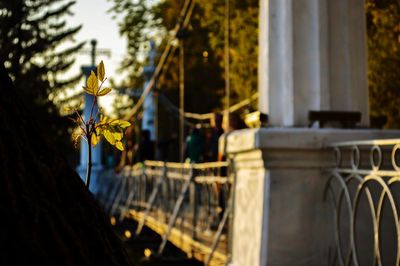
[126,209,228,266]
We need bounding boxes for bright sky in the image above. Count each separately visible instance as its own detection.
[65,0,127,113]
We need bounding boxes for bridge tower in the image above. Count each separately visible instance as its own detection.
[226,1,400,266]
[141,41,157,142]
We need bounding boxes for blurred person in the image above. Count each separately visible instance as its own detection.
[206,113,224,162]
[185,124,205,163]
[218,113,247,161]
[228,113,247,132]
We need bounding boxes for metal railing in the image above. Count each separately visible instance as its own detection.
[97,160,232,265]
[325,139,400,266]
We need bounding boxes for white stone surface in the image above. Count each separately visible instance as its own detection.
[258,0,368,127]
[226,128,400,266]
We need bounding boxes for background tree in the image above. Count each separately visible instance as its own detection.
[200,0,258,105]
[0,0,84,156]
[111,0,227,160]
[366,0,400,128]
[110,0,260,113]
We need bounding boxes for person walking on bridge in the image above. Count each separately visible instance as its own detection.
[185,125,204,163]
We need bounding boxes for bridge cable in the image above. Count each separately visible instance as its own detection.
[124,0,196,122]
[158,91,259,122]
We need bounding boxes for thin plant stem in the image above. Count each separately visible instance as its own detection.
[85,130,92,188]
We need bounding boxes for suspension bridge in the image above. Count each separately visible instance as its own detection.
[78,0,400,265]
[97,161,231,265]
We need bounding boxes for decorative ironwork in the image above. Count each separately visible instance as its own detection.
[97,160,232,266]
[325,139,400,266]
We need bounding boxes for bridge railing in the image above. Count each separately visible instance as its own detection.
[325,139,400,266]
[97,160,232,265]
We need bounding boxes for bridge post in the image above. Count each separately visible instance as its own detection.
[258,0,369,127]
[224,129,400,266]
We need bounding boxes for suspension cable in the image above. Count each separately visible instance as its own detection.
[124,0,196,121]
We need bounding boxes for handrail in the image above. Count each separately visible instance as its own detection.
[98,159,232,266]
[144,160,229,169]
[325,139,400,266]
[329,138,400,147]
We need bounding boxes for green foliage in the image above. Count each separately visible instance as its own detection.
[109,0,162,88]
[366,0,400,128]
[200,0,259,104]
[0,0,84,153]
[110,0,260,116]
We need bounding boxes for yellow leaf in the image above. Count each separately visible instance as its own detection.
[91,133,100,147]
[97,87,112,96]
[115,141,124,151]
[119,120,131,128]
[97,61,105,82]
[103,130,116,145]
[86,71,98,94]
[83,86,94,95]
[113,131,123,141]
[110,119,131,128]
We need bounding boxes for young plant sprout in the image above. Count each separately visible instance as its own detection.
[72,61,131,188]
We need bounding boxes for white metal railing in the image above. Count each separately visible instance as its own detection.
[325,139,400,266]
[97,160,232,265]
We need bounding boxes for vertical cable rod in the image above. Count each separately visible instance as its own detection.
[179,39,185,162]
[224,0,230,130]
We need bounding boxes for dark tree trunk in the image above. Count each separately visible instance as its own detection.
[0,63,132,266]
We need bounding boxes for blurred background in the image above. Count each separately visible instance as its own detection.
[0,0,399,167]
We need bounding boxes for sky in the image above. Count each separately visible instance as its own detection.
[64,0,128,113]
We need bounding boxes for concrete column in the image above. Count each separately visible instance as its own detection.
[226,128,400,266]
[293,0,326,125]
[258,0,369,127]
[259,0,294,126]
[328,0,369,125]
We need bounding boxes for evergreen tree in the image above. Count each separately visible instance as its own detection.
[0,0,84,155]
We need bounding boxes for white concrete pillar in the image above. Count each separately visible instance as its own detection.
[259,0,369,127]
[328,0,369,125]
[142,89,155,141]
[259,0,294,126]
[293,0,325,125]
[141,41,156,141]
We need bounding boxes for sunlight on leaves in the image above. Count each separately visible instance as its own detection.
[85,71,99,95]
[93,115,131,151]
[97,60,105,82]
[97,87,112,96]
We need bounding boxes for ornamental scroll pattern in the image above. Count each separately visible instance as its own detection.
[325,139,400,266]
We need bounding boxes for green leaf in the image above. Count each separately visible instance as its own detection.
[97,61,105,82]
